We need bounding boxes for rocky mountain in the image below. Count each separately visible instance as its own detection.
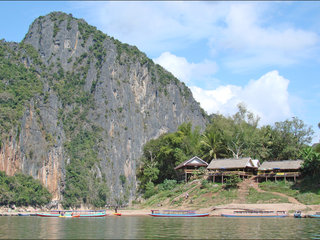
[0,12,207,207]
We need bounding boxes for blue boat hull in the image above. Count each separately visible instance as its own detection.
[150,213,209,217]
[221,214,287,218]
[37,212,107,217]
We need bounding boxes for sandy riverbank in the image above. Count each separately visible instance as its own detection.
[1,203,320,217]
[119,203,320,217]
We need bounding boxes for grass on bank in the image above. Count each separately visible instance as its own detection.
[139,179,238,209]
[259,179,320,205]
[136,177,320,209]
[246,187,289,204]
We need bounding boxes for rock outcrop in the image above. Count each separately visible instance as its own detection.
[0,12,207,205]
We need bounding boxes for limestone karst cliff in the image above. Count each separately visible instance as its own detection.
[0,12,208,206]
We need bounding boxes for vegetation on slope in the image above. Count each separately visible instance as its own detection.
[140,179,238,209]
[137,104,320,205]
[0,171,52,207]
[260,178,320,205]
[137,104,314,191]
[0,41,43,145]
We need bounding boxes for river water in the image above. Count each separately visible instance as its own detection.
[1,216,320,239]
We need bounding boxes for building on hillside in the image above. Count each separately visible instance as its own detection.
[257,160,303,182]
[207,157,259,183]
[174,156,208,182]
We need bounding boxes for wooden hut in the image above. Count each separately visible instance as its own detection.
[257,160,303,182]
[174,156,208,182]
[207,157,259,183]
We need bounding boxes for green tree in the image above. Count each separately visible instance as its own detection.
[208,104,261,159]
[268,117,314,160]
[0,171,52,207]
[137,122,202,190]
[301,147,320,178]
[200,128,222,161]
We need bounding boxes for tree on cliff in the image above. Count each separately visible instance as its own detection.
[0,171,52,207]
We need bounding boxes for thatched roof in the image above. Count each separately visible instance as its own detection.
[174,156,208,170]
[252,159,260,168]
[258,160,303,170]
[207,157,257,170]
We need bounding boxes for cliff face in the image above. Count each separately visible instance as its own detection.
[0,12,207,205]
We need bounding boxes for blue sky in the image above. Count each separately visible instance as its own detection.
[1,1,320,143]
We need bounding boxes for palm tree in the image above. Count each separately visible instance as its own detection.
[200,131,221,161]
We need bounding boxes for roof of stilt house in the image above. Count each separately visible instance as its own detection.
[258,160,303,170]
[174,156,208,170]
[252,159,261,168]
[207,157,258,170]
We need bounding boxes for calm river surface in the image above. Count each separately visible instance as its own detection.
[1,216,320,239]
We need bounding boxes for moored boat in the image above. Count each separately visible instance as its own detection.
[18,213,31,216]
[149,210,209,217]
[307,212,320,218]
[294,210,302,218]
[36,210,107,218]
[221,210,288,218]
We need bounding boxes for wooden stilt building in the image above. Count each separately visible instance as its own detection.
[207,158,259,183]
[257,160,303,182]
[174,156,208,182]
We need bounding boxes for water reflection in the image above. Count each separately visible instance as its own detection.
[1,216,320,239]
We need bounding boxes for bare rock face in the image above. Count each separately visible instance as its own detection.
[1,12,207,205]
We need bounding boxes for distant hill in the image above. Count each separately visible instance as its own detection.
[0,12,208,207]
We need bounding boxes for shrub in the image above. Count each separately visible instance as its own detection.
[0,171,52,207]
[158,179,177,191]
[144,182,157,199]
[225,175,241,189]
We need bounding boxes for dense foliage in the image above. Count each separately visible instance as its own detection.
[137,122,201,190]
[62,130,109,208]
[0,41,43,144]
[0,171,52,207]
[301,147,320,179]
[138,104,314,193]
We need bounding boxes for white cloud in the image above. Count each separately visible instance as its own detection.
[190,71,292,125]
[153,52,218,87]
[72,2,227,55]
[75,1,319,70]
[210,3,319,71]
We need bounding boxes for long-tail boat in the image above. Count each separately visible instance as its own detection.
[307,212,320,218]
[221,210,288,218]
[149,209,209,217]
[36,210,107,217]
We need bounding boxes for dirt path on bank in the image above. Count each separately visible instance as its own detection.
[250,178,302,204]
[233,177,302,205]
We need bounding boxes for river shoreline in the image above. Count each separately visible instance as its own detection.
[1,203,320,217]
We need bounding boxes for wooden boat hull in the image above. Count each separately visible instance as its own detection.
[150,213,209,217]
[221,213,287,218]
